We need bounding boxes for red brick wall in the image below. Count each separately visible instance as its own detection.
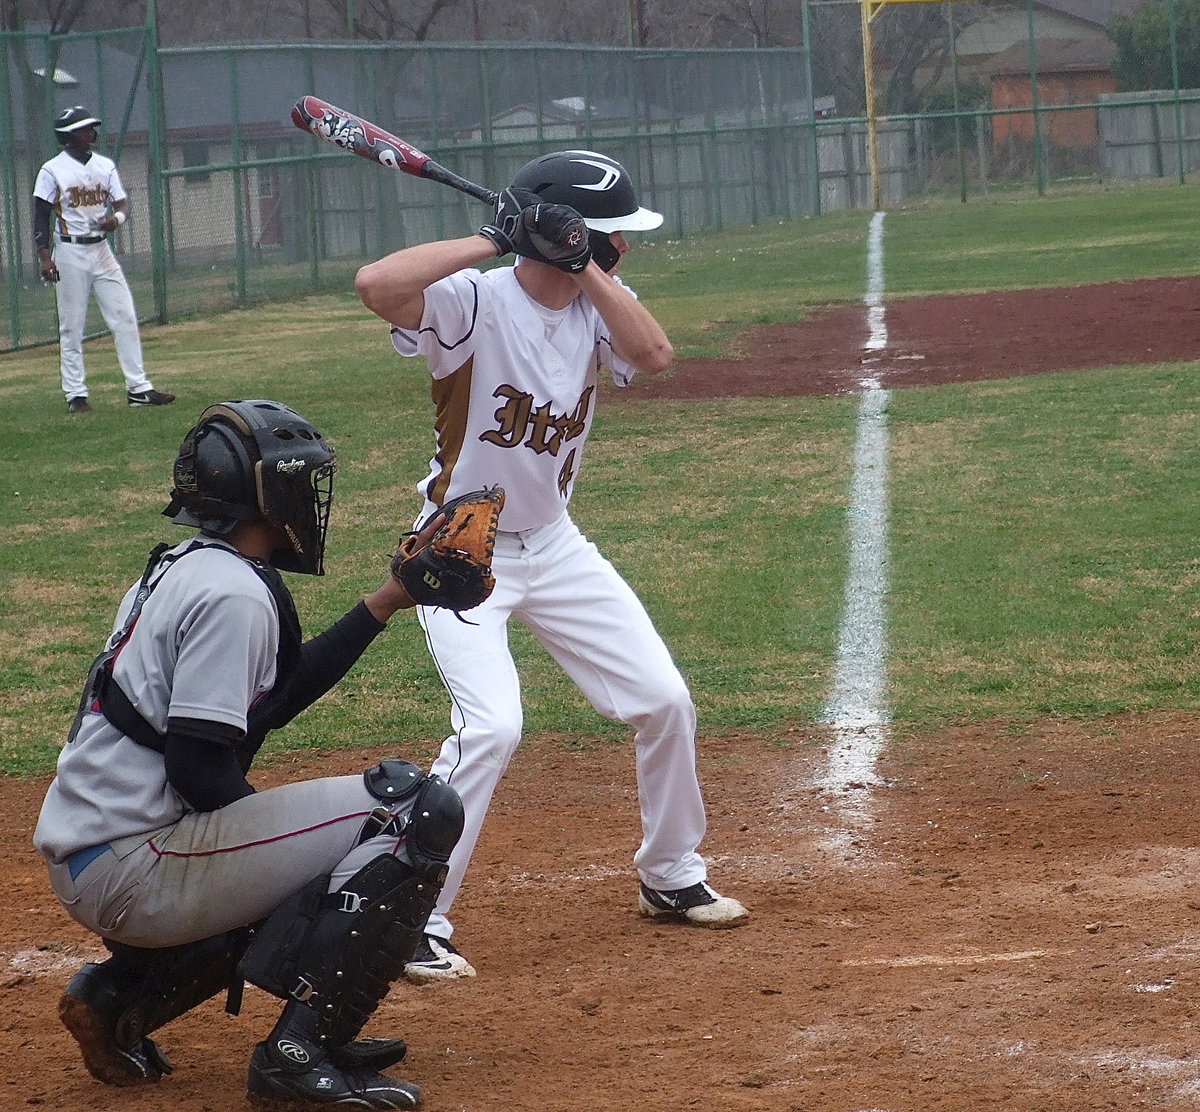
[991,70,1117,148]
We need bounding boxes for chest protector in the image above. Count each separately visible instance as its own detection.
[69,540,302,766]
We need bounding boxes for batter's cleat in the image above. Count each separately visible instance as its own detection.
[67,396,92,413]
[127,388,175,406]
[402,933,476,984]
[58,962,174,1086]
[638,881,750,928]
[247,1040,421,1109]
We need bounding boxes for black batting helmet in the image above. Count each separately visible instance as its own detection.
[509,150,662,233]
[162,400,336,576]
[54,105,102,139]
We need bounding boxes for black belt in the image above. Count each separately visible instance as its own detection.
[59,234,105,245]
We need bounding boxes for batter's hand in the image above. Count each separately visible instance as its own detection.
[514,203,592,274]
[478,187,540,257]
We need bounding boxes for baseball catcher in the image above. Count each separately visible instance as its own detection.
[33,399,489,1108]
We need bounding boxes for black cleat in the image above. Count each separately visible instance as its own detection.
[58,962,173,1086]
[127,388,175,406]
[247,1038,421,1108]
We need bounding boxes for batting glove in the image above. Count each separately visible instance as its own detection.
[514,203,592,274]
[478,187,540,256]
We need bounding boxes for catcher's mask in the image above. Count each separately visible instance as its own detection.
[509,150,663,235]
[162,399,336,575]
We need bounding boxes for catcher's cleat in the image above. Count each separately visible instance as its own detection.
[247,1039,421,1109]
[330,1036,408,1072]
[638,881,750,929]
[402,934,476,984]
[58,963,174,1086]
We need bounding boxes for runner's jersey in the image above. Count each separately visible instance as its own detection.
[391,263,639,532]
[33,540,279,862]
[33,149,126,239]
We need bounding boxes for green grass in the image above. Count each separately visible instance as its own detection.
[3,182,1200,775]
[887,364,1200,731]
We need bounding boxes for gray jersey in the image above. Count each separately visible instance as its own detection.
[34,539,277,863]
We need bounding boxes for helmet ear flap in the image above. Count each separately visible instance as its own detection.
[588,230,620,272]
[162,418,260,534]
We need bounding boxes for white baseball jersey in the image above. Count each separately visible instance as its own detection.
[33,149,126,238]
[390,262,639,532]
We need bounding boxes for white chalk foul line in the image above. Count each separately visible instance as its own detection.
[843,948,1073,969]
[817,211,891,797]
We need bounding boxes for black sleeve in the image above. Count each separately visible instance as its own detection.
[34,196,54,251]
[164,718,256,812]
[248,600,386,734]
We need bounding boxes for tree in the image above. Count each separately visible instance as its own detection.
[1111,0,1200,91]
[805,0,987,117]
[4,0,140,198]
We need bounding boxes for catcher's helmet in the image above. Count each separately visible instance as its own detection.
[509,150,662,234]
[162,400,336,575]
[54,105,102,139]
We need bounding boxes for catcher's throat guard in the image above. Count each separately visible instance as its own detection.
[392,486,504,616]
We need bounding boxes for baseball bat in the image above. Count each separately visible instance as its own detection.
[290,95,499,207]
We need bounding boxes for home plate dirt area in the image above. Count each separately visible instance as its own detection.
[5,276,1200,1112]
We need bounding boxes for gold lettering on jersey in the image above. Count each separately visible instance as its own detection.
[481,385,594,456]
[66,185,108,209]
[558,449,577,496]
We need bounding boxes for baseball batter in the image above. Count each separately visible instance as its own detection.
[33,105,174,413]
[356,150,749,983]
[34,399,470,1108]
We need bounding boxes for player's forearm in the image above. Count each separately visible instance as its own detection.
[577,267,674,375]
[356,236,496,328]
[32,197,53,253]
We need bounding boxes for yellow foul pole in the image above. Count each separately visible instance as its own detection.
[860,0,966,210]
[861,0,882,210]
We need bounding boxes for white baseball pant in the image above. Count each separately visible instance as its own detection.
[418,511,708,941]
[53,240,151,400]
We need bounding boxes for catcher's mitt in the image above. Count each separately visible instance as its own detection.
[391,487,505,614]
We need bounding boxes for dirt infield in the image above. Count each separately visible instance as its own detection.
[623,274,1200,399]
[6,276,1200,1112]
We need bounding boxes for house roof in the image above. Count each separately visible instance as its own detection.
[987,36,1118,77]
[1036,0,1145,25]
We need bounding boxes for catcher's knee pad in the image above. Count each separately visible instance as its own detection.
[364,760,464,881]
[238,853,442,1049]
[91,929,252,1044]
[405,773,464,880]
[363,758,426,804]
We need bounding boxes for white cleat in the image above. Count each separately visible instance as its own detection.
[638,881,749,928]
[403,933,477,984]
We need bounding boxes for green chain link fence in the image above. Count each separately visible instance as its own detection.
[3,1,1198,353]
